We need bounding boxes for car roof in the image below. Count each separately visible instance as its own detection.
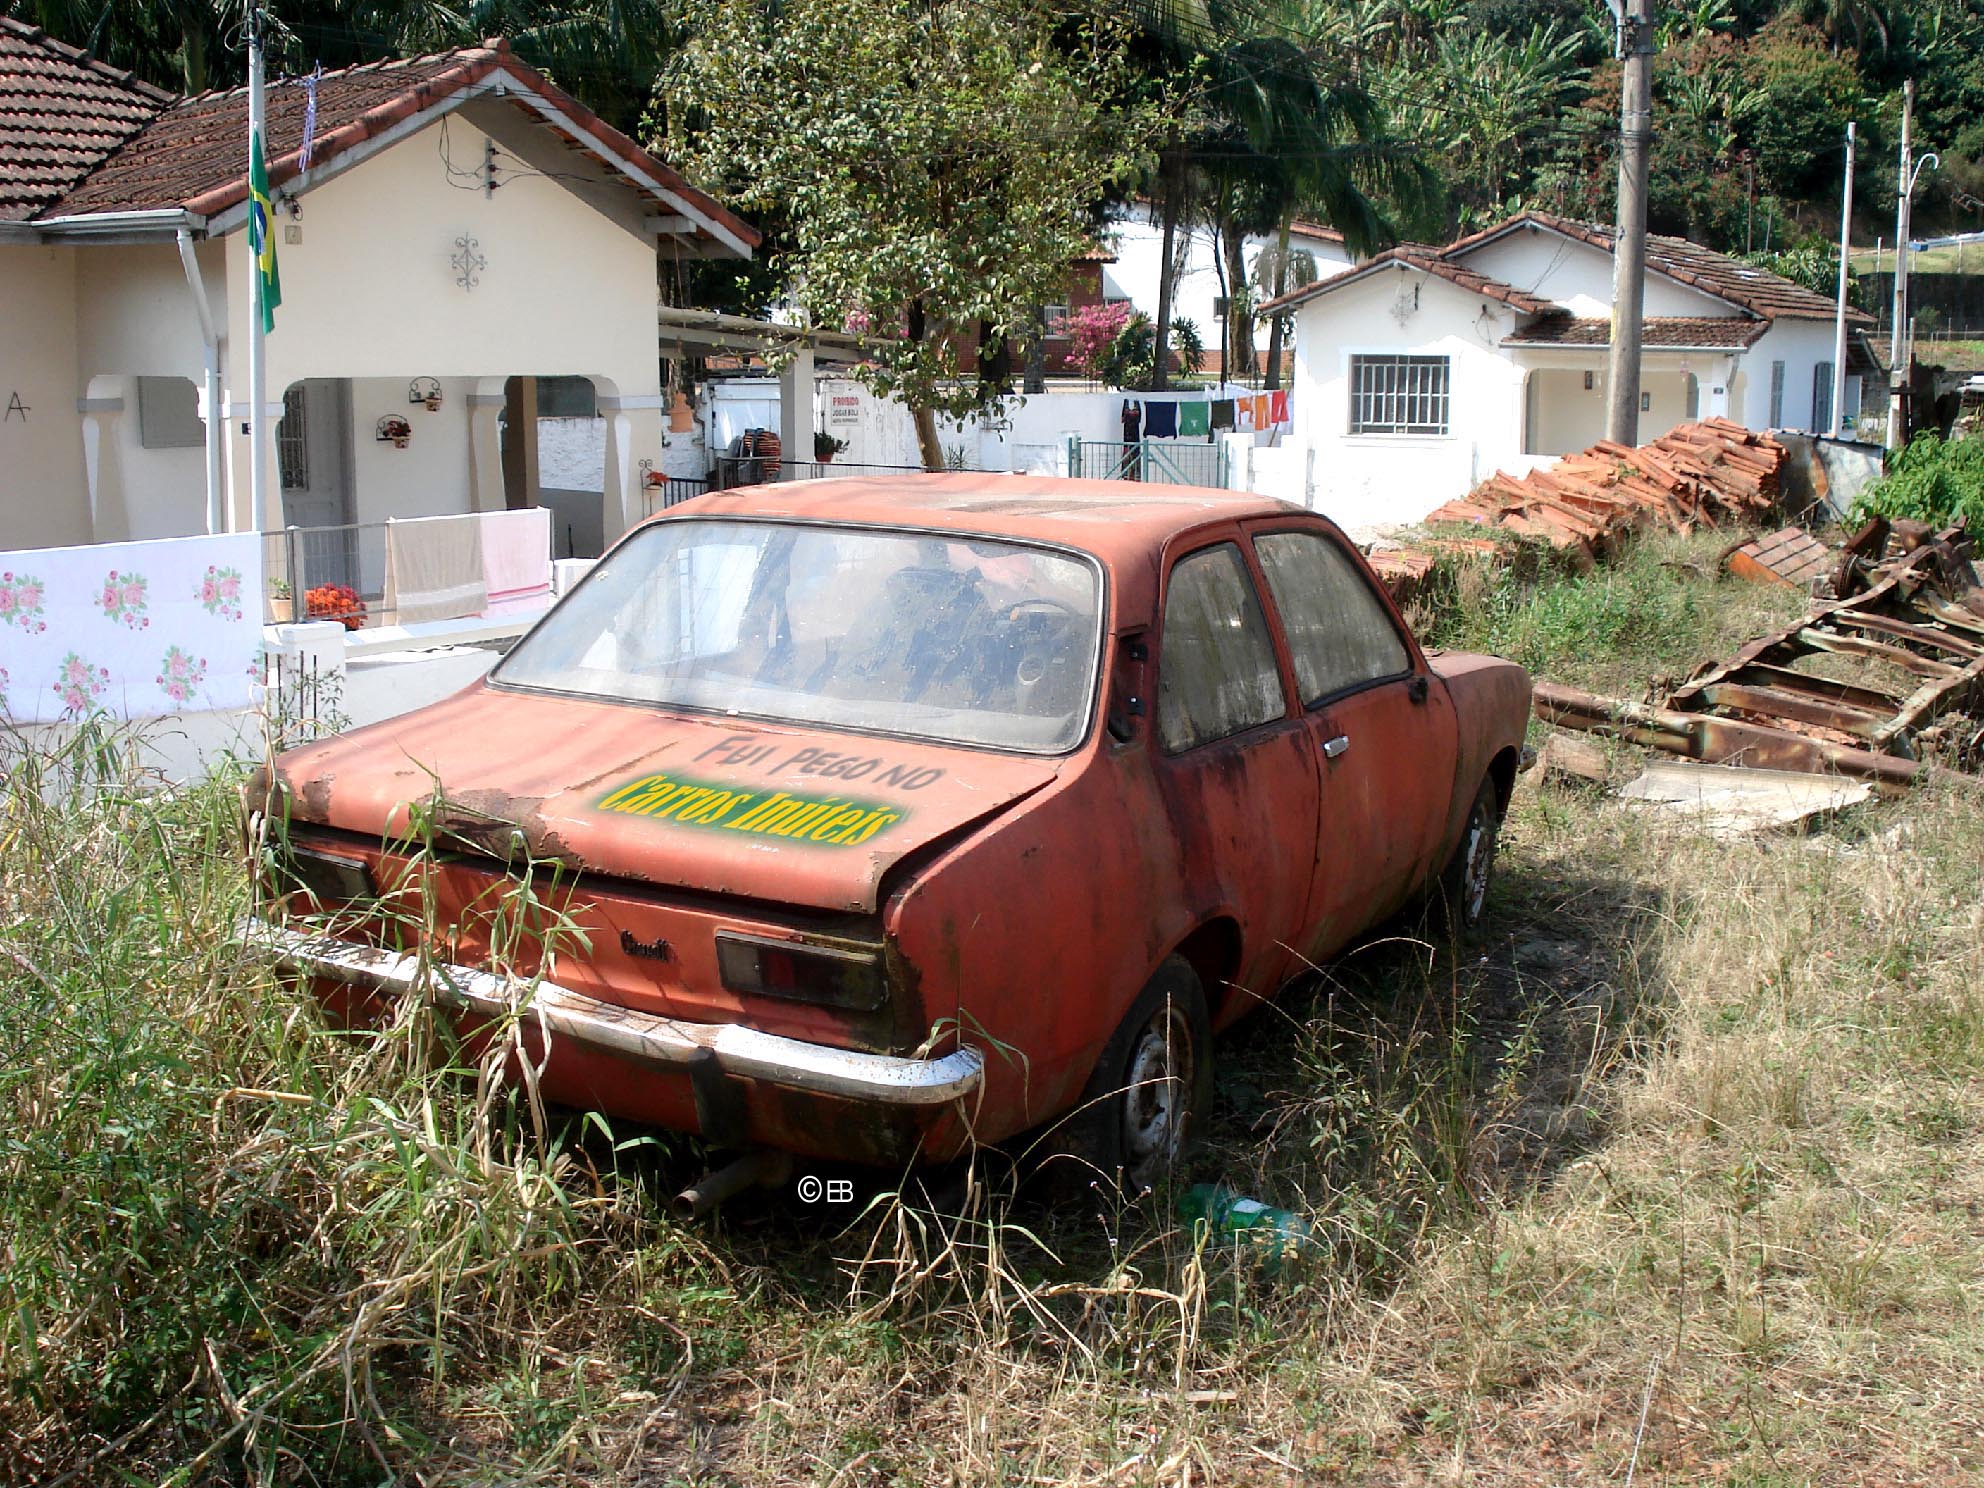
[662,473,1314,557]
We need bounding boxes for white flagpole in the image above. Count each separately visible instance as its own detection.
[247,3,271,534]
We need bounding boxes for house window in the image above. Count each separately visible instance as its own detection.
[277,384,309,491]
[137,377,204,450]
[1769,360,1786,427]
[537,376,597,418]
[1813,362,1834,432]
[1349,354,1450,436]
[1041,304,1071,334]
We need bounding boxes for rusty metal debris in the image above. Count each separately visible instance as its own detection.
[1536,525,1984,792]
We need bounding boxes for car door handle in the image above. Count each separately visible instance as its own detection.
[1322,734,1350,759]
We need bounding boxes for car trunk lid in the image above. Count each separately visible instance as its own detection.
[272,685,1064,913]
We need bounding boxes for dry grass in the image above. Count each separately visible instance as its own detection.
[4,534,1982,1485]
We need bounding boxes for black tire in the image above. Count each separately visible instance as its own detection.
[1432,777,1502,940]
[1056,957,1214,1195]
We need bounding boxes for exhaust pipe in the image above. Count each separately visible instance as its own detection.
[673,1149,792,1220]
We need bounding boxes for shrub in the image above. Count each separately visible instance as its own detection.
[1850,433,1984,530]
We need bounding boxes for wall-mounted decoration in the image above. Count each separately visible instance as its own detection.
[408,377,443,411]
[376,415,413,448]
[452,233,486,292]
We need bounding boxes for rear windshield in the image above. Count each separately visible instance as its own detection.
[494,519,1103,753]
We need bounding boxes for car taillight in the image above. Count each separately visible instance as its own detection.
[714,932,888,1012]
[270,841,377,908]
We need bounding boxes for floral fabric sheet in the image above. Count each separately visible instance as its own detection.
[0,532,263,723]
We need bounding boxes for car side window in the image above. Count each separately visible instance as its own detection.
[1157,543,1288,752]
[1253,530,1411,706]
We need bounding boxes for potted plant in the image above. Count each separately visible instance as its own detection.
[269,577,293,623]
[814,430,848,464]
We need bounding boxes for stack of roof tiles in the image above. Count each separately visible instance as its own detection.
[1425,418,1786,558]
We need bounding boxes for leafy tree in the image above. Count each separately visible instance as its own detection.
[663,0,1150,467]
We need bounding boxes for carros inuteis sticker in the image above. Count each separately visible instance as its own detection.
[597,771,905,847]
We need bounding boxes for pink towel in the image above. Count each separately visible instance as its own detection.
[480,508,553,617]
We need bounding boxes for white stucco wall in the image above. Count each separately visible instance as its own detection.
[106,375,207,540]
[1289,266,1529,530]
[1102,214,1356,351]
[219,114,667,534]
[346,375,477,525]
[1,246,89,549]
[1740,320,1842,435]
[1456,228,1734,319]
[1524,365,1700,456]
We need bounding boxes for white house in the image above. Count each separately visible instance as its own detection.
[1102,207,1356,376]
[0,22,756,566]
[1264,210,1874,530]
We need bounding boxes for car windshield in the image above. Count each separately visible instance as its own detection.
[494,519,1104,753]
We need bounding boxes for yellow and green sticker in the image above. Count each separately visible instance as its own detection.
[597,771,905,847]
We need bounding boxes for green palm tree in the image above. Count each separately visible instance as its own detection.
[1120,0,1433,388]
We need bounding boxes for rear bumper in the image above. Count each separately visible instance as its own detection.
[241,917,983,1107]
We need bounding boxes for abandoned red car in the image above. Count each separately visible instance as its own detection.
[247,476,1531,1191]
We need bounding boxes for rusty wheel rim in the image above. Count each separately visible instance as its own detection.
[1121,1002,1193,1187]
[1462,808,1494,923]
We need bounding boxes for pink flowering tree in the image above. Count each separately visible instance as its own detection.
[1068,302,1131,384]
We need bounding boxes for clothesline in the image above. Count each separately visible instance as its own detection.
[1121,389,1292,441]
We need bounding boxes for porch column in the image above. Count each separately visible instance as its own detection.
[467,389,506,513]
[76,391,128,543]
[597,394,666,542]
[779,345,815,471]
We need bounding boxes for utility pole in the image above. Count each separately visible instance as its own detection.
[1887,81,1912,451]
[1606,0,1654,447]
[1831,121,1855,440]
[246,2,271,530]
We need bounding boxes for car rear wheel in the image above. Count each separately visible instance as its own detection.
[1434,777,1502,939]
[1061,957,1213,1195]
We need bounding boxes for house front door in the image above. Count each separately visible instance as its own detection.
[279,379,356,590]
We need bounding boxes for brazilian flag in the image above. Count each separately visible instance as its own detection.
[248,127,281,333]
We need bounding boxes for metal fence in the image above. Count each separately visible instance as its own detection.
[264,521,389,628]
[710,457,932,490]
[1075,439,1229,488]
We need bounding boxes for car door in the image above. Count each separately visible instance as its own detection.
[1150,538,1320,1015]
[1248,523,1458,959]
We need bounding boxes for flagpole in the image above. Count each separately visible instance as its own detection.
[247,2,270,535]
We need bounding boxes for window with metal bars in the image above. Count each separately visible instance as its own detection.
[1348,354,1450,435]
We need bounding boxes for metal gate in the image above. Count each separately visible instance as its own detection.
[1073,438,1229,488]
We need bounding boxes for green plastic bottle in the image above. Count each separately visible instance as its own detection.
[1179,1184,1313,1266]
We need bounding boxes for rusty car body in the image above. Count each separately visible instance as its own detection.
[246,476,1532,1188]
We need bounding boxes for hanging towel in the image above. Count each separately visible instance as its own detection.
[1143,400,1179,439]
[1210,399,1236,431]
[1250,394,1271,430]
[385,513,486,625]
[1121,399,1143,442]
[1235,397,1256,433]
[1269,389,1290,426]
[1178,400,1211,437]
[479,507,553,617]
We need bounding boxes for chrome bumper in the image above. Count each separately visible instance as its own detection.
[242,918,984,1107]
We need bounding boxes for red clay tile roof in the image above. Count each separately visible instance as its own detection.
[8,31,756,248]
[0,18,172,221]
[1503,314,1770,349]
[1287,218,1346,245]
[1258,243,1555,317]
[1446,210,1867,323]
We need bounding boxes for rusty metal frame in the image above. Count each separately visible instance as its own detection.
[1534,534,1984,791]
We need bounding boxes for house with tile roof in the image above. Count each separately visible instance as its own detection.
[1258,210,1875,529]
[0,20,756,559]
